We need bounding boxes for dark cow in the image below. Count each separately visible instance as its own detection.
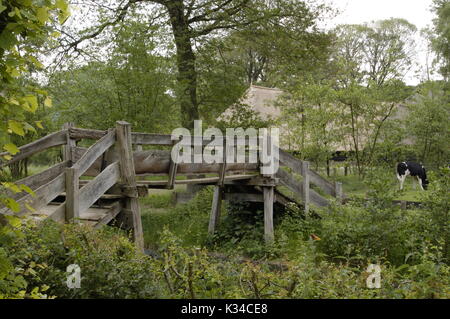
[396,161,429,190]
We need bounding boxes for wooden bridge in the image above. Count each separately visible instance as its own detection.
[0,122,344,249]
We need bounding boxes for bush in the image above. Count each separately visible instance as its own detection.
[6,220,164,298]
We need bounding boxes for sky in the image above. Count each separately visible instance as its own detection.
[322,0,439,85]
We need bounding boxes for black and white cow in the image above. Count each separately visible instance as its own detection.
[396,161,429,190]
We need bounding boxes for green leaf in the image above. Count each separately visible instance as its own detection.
[44,96,52,107]
[3,143,20,155]
[23,95,38,112]
[36,7,49,24]
[5,198,20,212]
[8,120,25,136]
[56,0,68,11]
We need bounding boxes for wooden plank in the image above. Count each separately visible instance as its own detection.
[71,129,116,177]
[0,130,67,167]
[308,169,335,196]
[69,127,107,140]
[94,201,122,229]
[276,168,303,195]
[278,148,338,198]
[309,189,330,207]
[78,162,120,214]
[62,123,76,164]
[71,146,101,176]
[263,186,275,244]
[335,181,343,204]
[301,161,310,213]
[47,203,66,222]
[138,174,256,187]
[278,149,302,174]
[167,141,179,189]
[0,173,65,216]
[9,161,69,201]
[116,121,144,252]
[65,167,79,222]
[208,186,222,235]
[218,139,227,186]
[131,132,174,146]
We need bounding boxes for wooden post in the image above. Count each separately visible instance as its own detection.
[62,122,76,164]
[335,181,343,204]
[400,200,407,211]
[116,121,144,252]
[65,167,79,222]
[208,186,222,235]
[301,161,310,213]
[263,186,274,244]
[167,139,179,189]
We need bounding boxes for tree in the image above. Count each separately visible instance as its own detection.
[48,21,178,133]
[431,0,450,79]
[58,0,331,129]
[406,81,450,165]
[332,19,417,87]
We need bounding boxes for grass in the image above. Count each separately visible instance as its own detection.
[331,173,424,201]
[139,187,213,250]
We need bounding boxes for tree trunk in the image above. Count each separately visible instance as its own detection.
[166,1,199,130]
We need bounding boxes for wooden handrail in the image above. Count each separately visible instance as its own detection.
[71,129,116,177]
[0,130,67,167]
[78,161,120,214]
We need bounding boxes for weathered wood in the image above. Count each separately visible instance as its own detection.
[263,186,275,244]
[138,174,256,187]
[69,127,107,140]
[73,148,259,176]
[72,129,116,177]
[0,130,67,167]
[78,162,120,214]
[167,141,179,189]
[65,167,80,222]
[208,186,223,235]
[276,168,329,208]
[309,189,330,207]
[308,169,336,196]
[276,168,303,194]
[62,123,76,164]
[116,121,144,252]
[301,161,310,213]
[278,148,340,198]
[9,161,69,201]
[335,181,343,204]
[0,173,65,216]
[94,201,122,229]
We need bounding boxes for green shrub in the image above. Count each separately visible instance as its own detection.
[6,221,164,298]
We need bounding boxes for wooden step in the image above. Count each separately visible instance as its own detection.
[138,174,257,187]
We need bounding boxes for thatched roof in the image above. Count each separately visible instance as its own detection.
[220,85,283,121]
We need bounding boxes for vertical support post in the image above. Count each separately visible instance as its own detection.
[400,200,407,211]
[263,186,274,244]
[116,121,144,252]
[301,161,310,213]
[335,181,343,204]
[65,167,79,222]
[167,140,179,189]
[62,122,76,164]
[208,186,223,235]
[218,138,227,186]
